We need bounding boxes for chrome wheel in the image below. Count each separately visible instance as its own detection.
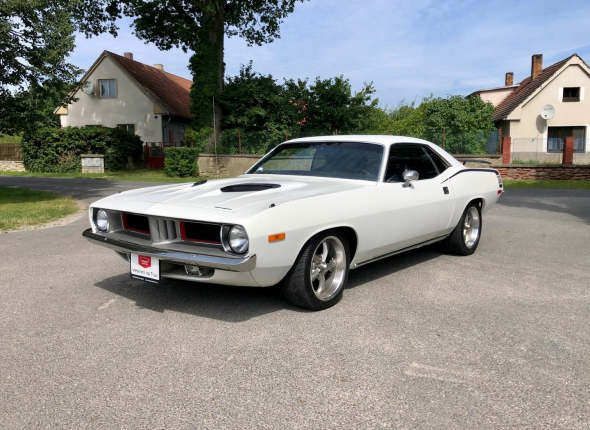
[310,236,346,301]
[463,206,481,248]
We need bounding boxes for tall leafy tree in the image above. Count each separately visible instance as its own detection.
[289,76,377,133]
[221,62,298,132]
[93,0,307,135]
[0,0,117,134]
[422,95,495,153]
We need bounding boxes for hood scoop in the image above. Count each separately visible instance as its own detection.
[220,183,281,193]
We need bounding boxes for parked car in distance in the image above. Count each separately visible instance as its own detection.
[83,135,503,310]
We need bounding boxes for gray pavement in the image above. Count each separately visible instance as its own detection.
[1,177,589,429]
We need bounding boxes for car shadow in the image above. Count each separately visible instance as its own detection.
[94,245,443,322]
[94,274,299,322]
[346,245,442,289]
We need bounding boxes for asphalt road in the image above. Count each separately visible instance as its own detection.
[1,177,589,429]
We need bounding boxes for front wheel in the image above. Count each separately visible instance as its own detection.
[442,202,482,256]
[281,232,350,310]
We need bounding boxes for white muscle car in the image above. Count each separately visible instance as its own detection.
[84,135,503,310]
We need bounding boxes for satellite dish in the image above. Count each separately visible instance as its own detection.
[540,104,555,120]
[81,81,94,96]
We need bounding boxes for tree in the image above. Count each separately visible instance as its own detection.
[0,79,70,135]
[0,0,117,134]
[287,76,377,133]
[422,95,495,153]
[221,62,298,133]
[93,0,307,136]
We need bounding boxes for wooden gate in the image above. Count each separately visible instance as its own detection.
[144,142,183,169]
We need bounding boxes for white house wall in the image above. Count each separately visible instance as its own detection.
[478,88,515,107]
[59,56,164,142]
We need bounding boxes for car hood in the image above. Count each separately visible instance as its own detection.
[109,175,370,213]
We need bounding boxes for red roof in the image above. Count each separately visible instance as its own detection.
[107,51,193,119]
[492,54,576,121]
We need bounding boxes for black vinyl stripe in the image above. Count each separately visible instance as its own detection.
[441,168,499,183]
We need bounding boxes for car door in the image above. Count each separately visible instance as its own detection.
[374,144,455,257]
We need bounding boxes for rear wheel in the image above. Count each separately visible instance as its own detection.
[281,232,350,310]
[443,202,482,256]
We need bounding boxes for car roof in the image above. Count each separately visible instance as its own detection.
[286,135,431,145]
[283,135,464,168]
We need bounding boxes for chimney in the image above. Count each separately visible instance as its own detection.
[153,64,164,71]
[124,52,133,60]
[505,72,514,86]
[531,54,543,80]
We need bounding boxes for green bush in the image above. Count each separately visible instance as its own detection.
[164,147,199,177]
[183,127,212,153]
[21,127,143,172]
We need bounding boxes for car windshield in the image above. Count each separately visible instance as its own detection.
[246,141,384,181]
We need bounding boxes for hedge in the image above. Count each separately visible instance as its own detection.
[21,127,144,172]
[164,147,199,177]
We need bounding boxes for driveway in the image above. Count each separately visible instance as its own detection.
[1,177,589,429]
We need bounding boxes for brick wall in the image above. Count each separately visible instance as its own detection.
[495,165,590,180]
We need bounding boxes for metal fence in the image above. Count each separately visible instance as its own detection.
[0,143,21,161]
[573,139,590,164]
[511,139,563,164]
[512,138,590,164]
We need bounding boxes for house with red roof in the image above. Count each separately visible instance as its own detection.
[55,51,193,147]
[472,54,590,162]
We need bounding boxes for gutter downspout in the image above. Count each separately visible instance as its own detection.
[162,116,171,145]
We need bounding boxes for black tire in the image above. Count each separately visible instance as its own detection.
[281,231,350,310]
[442,201,482,256]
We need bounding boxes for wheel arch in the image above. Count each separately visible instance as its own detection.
[306,226,359,262]
[466,197,485,212]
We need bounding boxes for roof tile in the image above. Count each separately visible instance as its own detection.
[108,51,193,119]
[492,55,575,121]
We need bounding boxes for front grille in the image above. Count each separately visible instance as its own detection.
[180,221,221,244]
[154,218,178,241]
[122,213,150,236]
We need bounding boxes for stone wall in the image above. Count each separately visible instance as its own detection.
[495,165,590,180]
[197,154,261,177]
[0,161,25,172]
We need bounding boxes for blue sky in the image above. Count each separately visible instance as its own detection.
[69,0,590,108]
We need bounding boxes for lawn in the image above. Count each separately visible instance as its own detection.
[503,179,590,189]
[0,169,206,183]
[0,186,79,232]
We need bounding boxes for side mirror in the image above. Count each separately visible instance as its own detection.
[402,170,419,188]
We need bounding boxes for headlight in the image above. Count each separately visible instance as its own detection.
[228,225,249,254]
[96,209,109,232]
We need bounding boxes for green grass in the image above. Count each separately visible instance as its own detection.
[503,179,590,189]
[0,133,22,144]
[0,169,206,183]
[0,186,79,232]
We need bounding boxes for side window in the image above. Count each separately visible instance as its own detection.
[384,145,439,182]
[424,146,449,173]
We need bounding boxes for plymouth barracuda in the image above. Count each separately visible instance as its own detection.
[83,135,503,310]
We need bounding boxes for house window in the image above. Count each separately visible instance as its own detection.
[118,124,135,134]
[179,126,185,143]
[548,126,586,153]
[563,87,580,102]
[99,79,117,98]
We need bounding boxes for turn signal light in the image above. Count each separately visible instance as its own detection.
[268,233,286,243]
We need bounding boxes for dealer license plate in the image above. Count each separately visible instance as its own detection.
[130,253,160,284]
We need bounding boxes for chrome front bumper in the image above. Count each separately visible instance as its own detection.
[82,229,256,272]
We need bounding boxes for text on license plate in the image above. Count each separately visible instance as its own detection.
[130,253,160,283]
